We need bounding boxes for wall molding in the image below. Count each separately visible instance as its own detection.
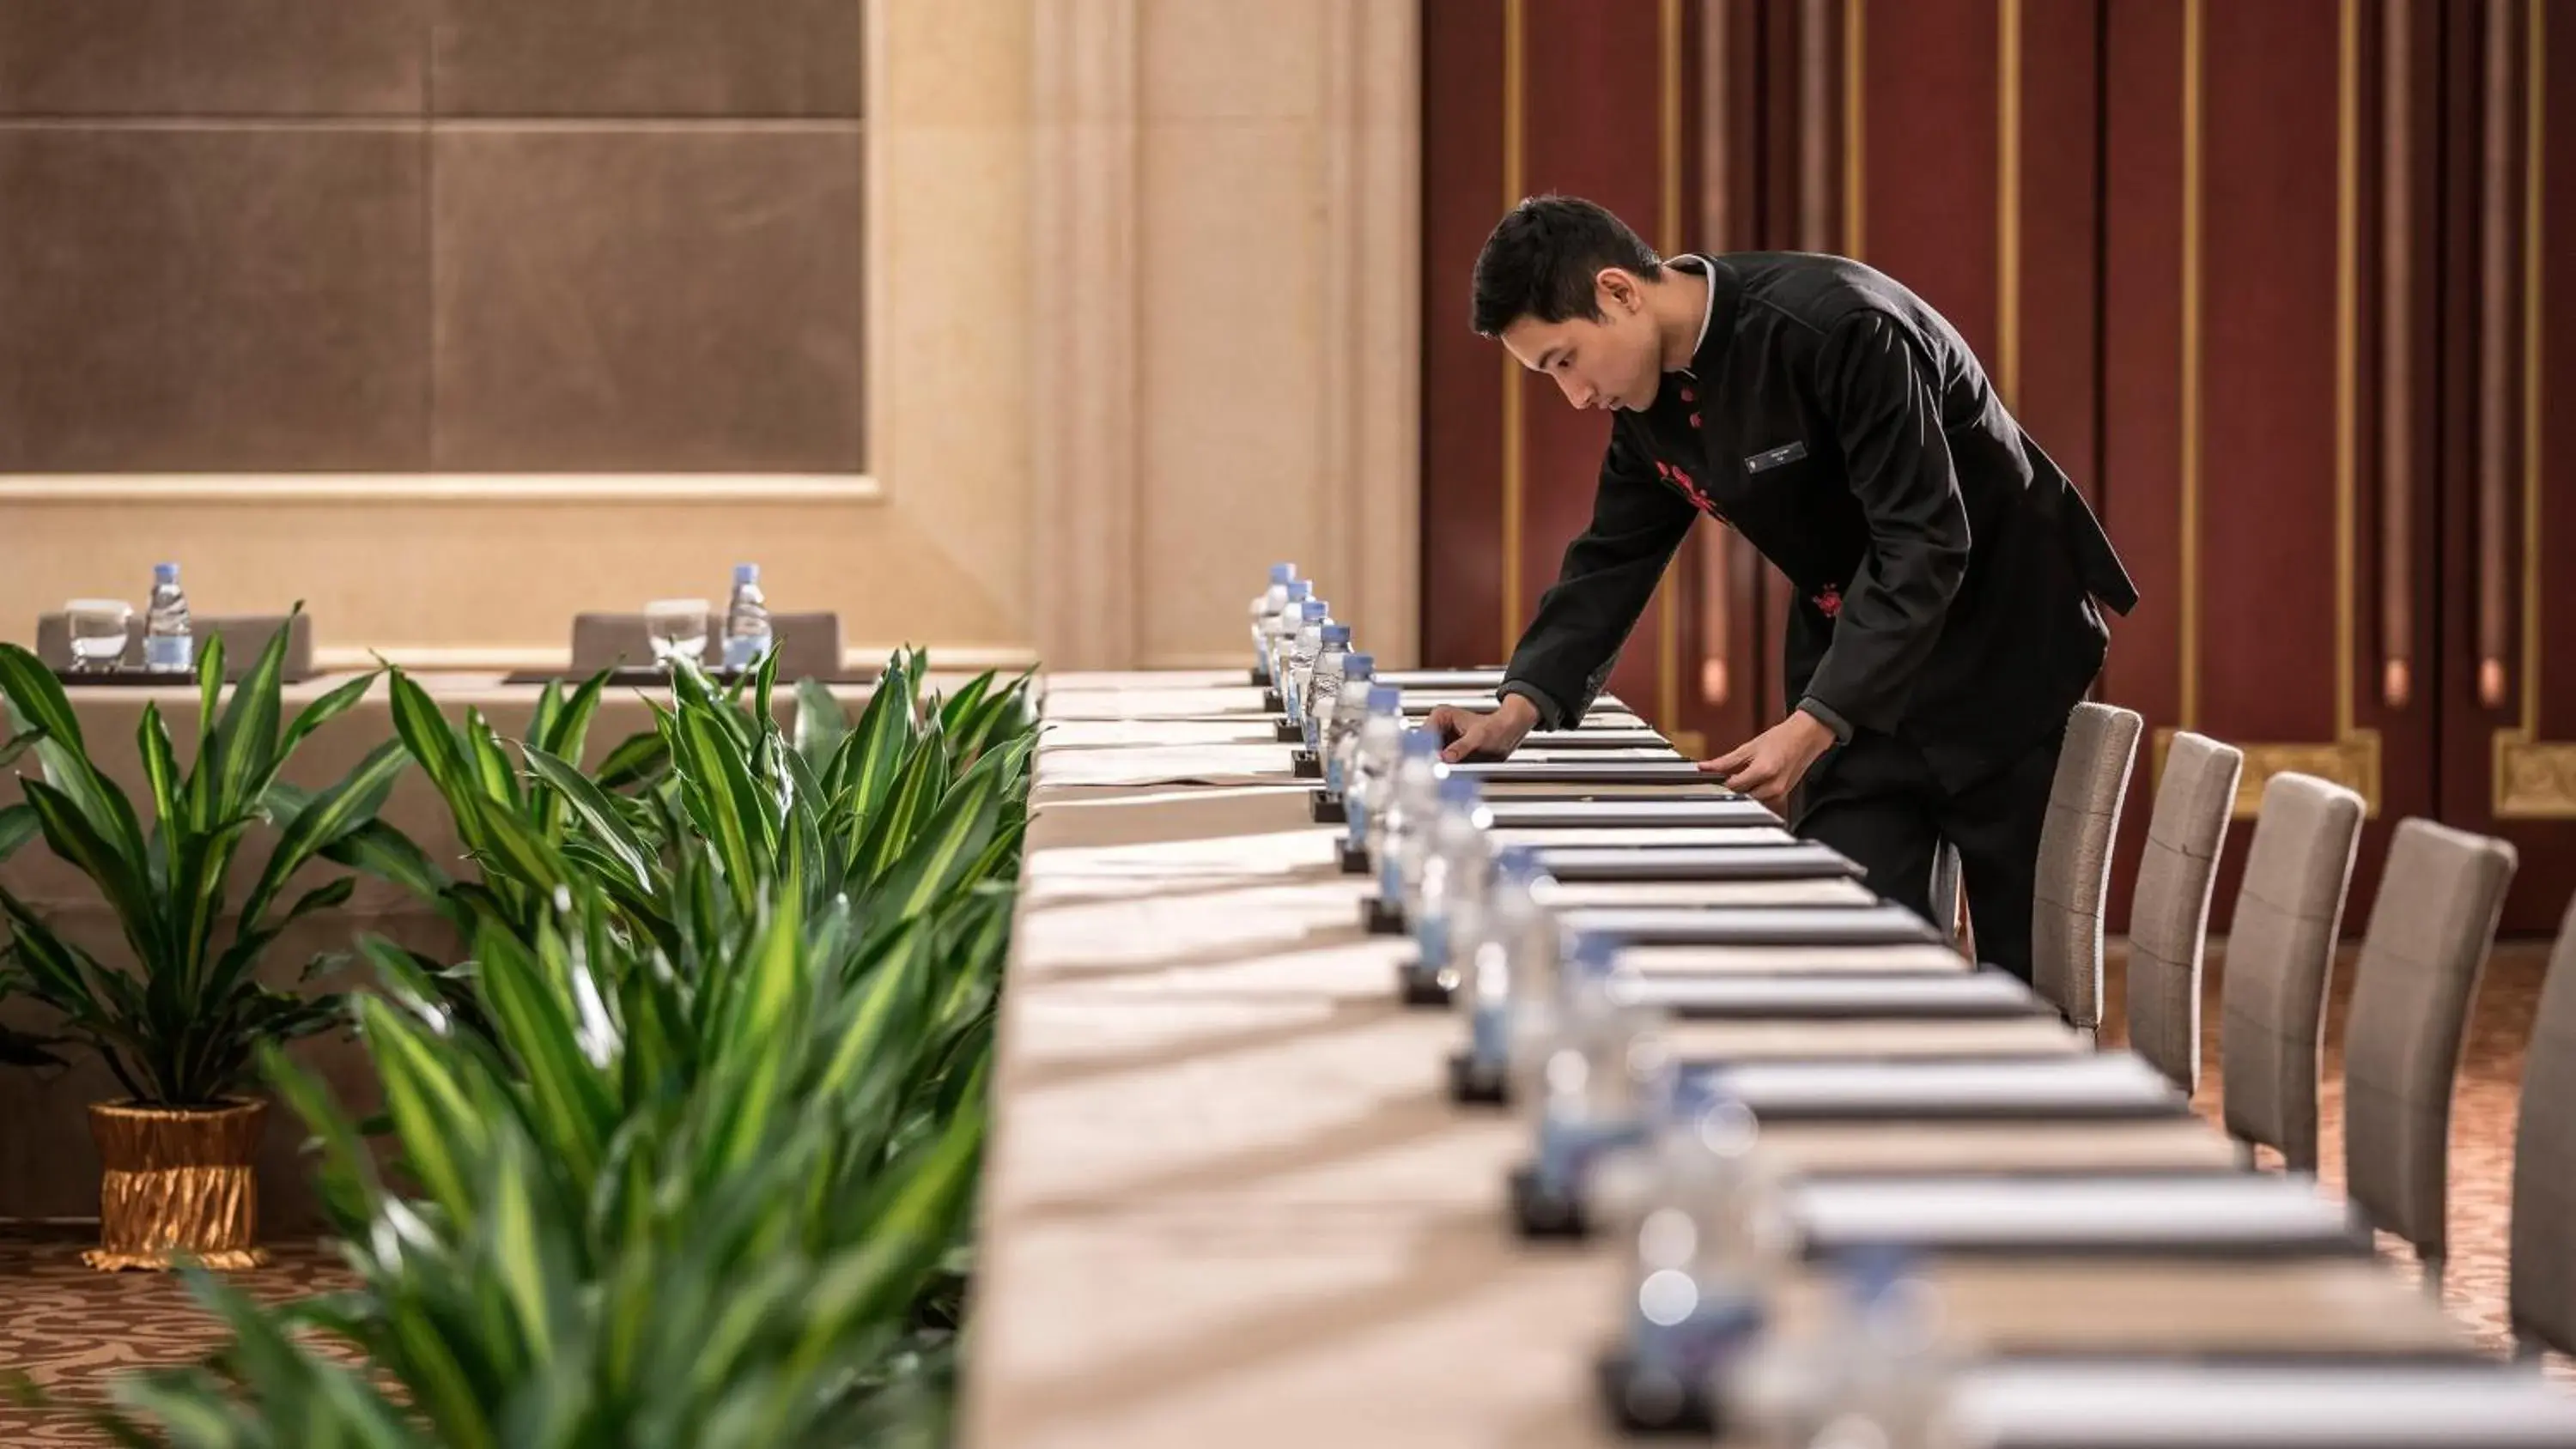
[0,474,884,505]
[1320,0,1424,669]
[1027,0,1142,671]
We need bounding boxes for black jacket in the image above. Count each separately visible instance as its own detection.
[1499,251,2137,791]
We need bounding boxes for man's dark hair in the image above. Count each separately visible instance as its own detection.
[1470,195,1663,336]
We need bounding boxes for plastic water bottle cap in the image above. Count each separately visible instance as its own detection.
[1321,623,1351,646]
[1494,845,1541,877]
[154,562,179,583]
[1367,685,1401,712]
[1400,729,1439,758]
[1300,598,1328,621]
[1343,653,1375,680]
[1437,772,1480,804]
[1285,579,1312,601]
[734,563,759,583]
[1269,561,1297,583]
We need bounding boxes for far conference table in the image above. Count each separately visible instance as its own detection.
[960,670,2489,1449]
[9,670,920,916]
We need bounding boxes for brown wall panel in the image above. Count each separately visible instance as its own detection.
[432,0,864,118]
[1516,0,1674,721]
[2196,0,2344,746]
[2016,0,2104,507]
[1418,0,1507,669]
[429,129,865,472]
[2099,0,2185,798]
[1856,0,1999,362]
[0,128,429,471]
[0,0,425,116]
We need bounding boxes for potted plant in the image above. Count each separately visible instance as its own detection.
[0,620,409,1270]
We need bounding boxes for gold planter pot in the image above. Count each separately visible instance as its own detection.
[85,1099,270,1272]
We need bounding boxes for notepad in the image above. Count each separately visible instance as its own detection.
[1605,969,2048,1020]
[1561,903,1944,947]
[1532,843,1862,881]
[1690,1052,2188,1121]
[1950,1361,2576,1447]
[1786,1173,2368,1258]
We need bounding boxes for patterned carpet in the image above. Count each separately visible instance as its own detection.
[0,939,2564,1442]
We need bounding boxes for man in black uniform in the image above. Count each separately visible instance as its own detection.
[1427,196,2136,985]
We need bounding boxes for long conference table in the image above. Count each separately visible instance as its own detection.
[963,670,2565,1449]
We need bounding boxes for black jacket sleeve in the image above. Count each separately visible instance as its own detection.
[1499,424,1698,727]
[1800,313,1974,734]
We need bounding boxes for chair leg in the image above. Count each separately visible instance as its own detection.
[2231,1137,2259,1171]
[2420,1251,2445,1299]
[2515,1334,2548,1368]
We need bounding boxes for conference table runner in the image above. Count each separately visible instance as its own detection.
[962,672,2500,1449]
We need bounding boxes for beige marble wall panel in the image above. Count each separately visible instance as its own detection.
[1136,120,1327,666]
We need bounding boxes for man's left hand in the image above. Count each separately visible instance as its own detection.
[1700,710,1838,814]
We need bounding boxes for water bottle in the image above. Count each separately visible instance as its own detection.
[722,563,773,672]
[1451,846,1548,1088]
[1340,685,1406,852]
[1320,654,1375,789]
[1733,1246,1956,1449]
[1410,772,1494,990]
[1372,730,1449,908]
[1301,624,1352,750]
[1524,931,1663,1204]
[1249,561,1297,676]
[1261,579,1311,686]
[1283,599,1332,731]
[143,563,191,674]
[1613,1082,1795,1433]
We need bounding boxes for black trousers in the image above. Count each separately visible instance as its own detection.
[1789,724,2065,985]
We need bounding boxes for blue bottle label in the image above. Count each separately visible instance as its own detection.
[1469,1001,1508,1070]
[1626,1295,1767,1386]
[1535,1113,1647,1196]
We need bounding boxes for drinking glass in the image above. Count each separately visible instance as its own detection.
[644,599,711,671]
[64,600,134,673]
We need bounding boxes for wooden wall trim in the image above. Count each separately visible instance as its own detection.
[1319,0,1425,668]
[2494,0,2574,816]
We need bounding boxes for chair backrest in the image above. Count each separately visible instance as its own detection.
[2217,772,2366,1173]
[2511,894,2576,1355]
[2030,701,2143,1028]
[34,612,314,682]
[568,611,843,680]
[2123,731,2245,1092]
[2342,818,2516,1259]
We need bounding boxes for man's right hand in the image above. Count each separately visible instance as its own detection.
[1425,693,1541,763]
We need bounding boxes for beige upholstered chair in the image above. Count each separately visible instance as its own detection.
[2511,894,2576,1359]
[2030,701,2143,1036]
[2122,731,2245,1092]
[35,611,315,681]
[568,611,843,681]
[2342,818,2517,1292]
[2216,773,2366,1174]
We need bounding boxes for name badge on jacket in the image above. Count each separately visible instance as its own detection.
[1745,440,1808,473]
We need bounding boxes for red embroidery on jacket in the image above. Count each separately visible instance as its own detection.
[1654,458,1717,516]
[1814,584,1844,618]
